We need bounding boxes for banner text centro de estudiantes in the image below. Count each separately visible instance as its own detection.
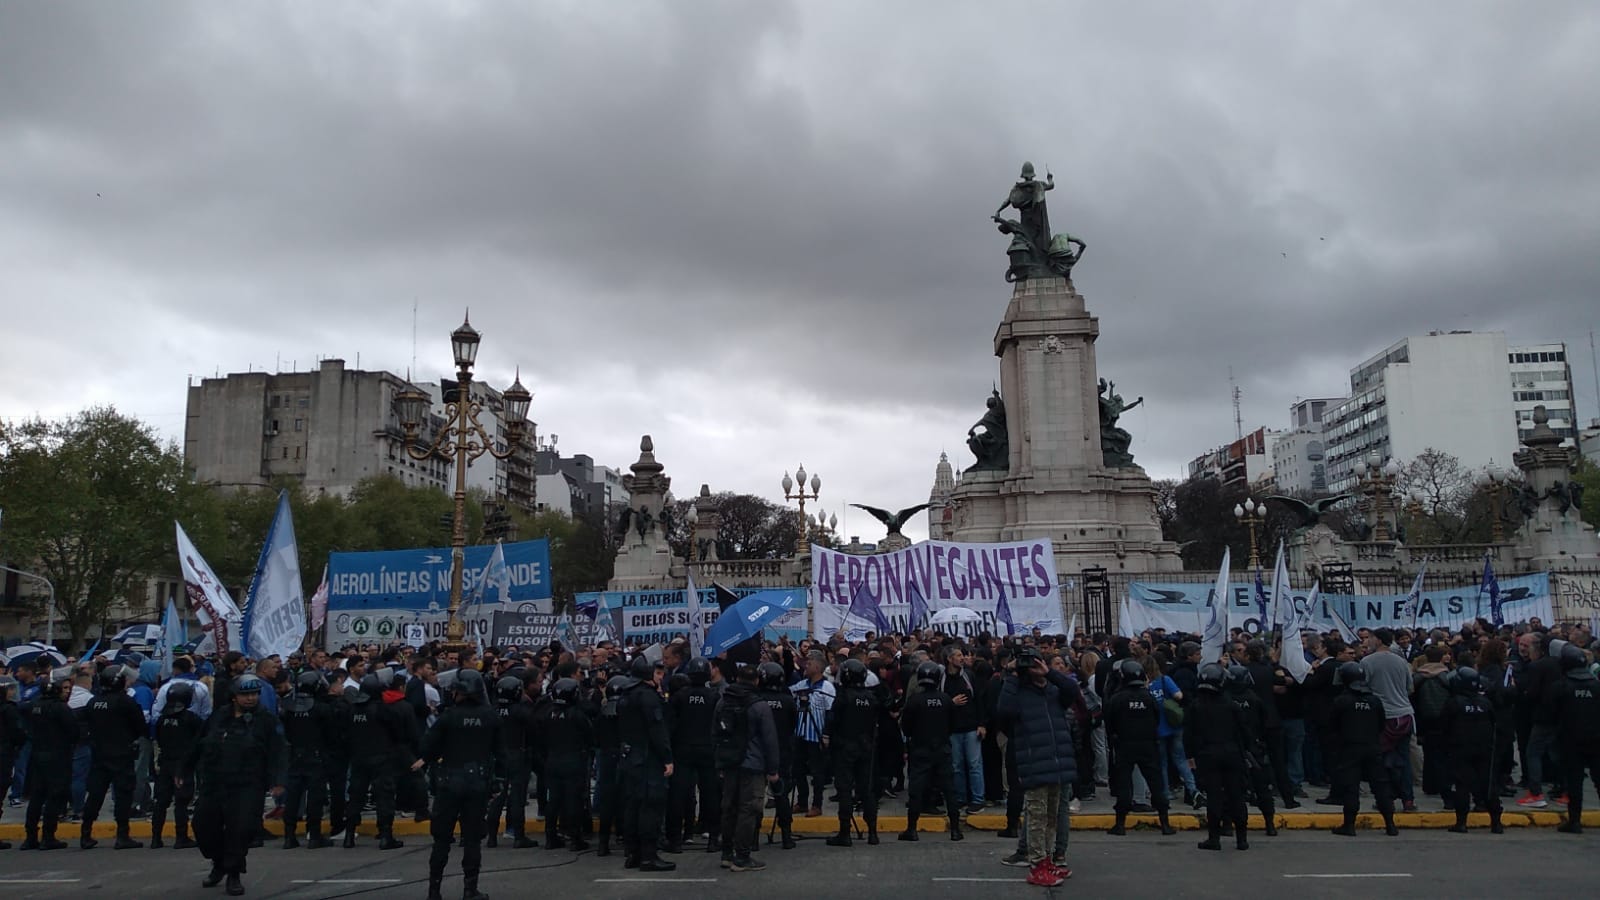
[574,587,809,647]
[810,539,1062,640]
[322,540,551,648]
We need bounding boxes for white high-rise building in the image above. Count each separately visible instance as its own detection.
[1508,343,1577,446]
[1271,397,1344,496]
[1324,332,1519,492]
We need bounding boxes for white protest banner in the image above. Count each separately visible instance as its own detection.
[810,538,1061,641]
[242,491,307,661]
[175,521,242,655]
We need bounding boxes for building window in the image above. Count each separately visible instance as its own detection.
[294,418,303,432]
[282,447,289,459]
[272,395,281,408]
[298,397,309,408]
[294,447,300,460]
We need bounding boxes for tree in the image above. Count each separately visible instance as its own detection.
[519,508,613,611]
[1567,457,1600,529]
[1397,448,1474,543]
[1161,475,1303,571]
[710,493,801,559]
[0,408,200,646]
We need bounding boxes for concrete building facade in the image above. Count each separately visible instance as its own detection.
[1509,343,1577,446]
[1271,397,1343,496]
[418,378,538,512]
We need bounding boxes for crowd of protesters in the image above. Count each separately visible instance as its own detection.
[0,614,1597,892]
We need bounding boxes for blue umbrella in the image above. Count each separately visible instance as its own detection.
[703,589,803,656]
[4,642,68,668]
[111,623,163,645]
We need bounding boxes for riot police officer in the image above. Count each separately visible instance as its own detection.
[343,672,413,849]
[825,658,880,847]
[542,677,595,850]
[486,675,539,849]
[416,668,505,900]
[1225,665,1278,836]
[1551,643,1600,834]
[20,671,77,850]
[666,656,721,853]
[898,660,963,842]
[1104,658,1176,836]
[150,680,204,849]
[81,665,147,849]
[1439,667,1503,834]
[1328,662,1398,837]
[618,653,675,872]
[593,665,627,857]
[190,674,287,896]
[1184,662,1249,851]
[282,670,338,849]
[757,661,798,849]
[0,675,21,851]
[323,668,353,838]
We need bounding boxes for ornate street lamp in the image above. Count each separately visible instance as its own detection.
[781,465,822,554]
[1234,497,1266,569]
[394,313,529,654]
[685,504,700,561]
[1352,451,1401,543]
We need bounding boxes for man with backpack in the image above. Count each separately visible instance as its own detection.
[1411,645,1454,803]
[714,664,780,873]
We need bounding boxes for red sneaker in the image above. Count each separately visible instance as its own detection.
[1049,862,1073,880]
[1555,794,1571,807]
[1516,792,1548,808]
[1026,860,1065,887]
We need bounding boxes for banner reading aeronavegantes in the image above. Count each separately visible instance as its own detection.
[811,539,1061,640]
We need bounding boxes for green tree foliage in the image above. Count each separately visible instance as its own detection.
[709,492,801,560]
[1161,476,1303,571]
[0,408,200,645]
[1571,457,1600,527]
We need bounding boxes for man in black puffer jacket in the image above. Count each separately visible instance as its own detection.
[995,649,1081,888]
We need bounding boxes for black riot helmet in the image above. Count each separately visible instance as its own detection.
[1226,664,1254,689]
[296,670,327,697]
[234,673,263,695]
[98,665,129,693]
[165,681,195,714]
[667,672,691,696]
[1560,643,1588,672]
[551,677,581,707]
[839,658,868,687]
[758,661,786,691]
[496,675,524,706]
[686,657,712,687]
[628,654,656,681]
[356,673,383,703]
[1196,662,1227,692]
[1450,666,1482,695]
[916,661,943,686]
[1336,662,1369,692]
[453,668,485,703]
[1117,658,1146,686]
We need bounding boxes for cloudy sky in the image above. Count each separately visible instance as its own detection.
[3,2,1597,543]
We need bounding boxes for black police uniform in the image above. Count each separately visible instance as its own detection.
[420,672,505,900]
[1183,674,1250,850]
[541,681,595,850]
[151,689,204,848]
[0,681,22,850]
[190,691,288,893]
[1438,671,1503,833]
[343,676,414,848]
[1549,646,1600,833]
[1328,666,1397,836]
[323,680,353,837]
[1103,678,1175,833]
[593,672,627,856]
[825,664,880,847]
[22,680,78,849]
[81,672,148,848]
[1225,670,1278,833]
[666,666,721,851]
[485,677,539,849]
[281,675,340,847]
[897,671,963,840]
[758,664,799,848]
[617,660,675,871]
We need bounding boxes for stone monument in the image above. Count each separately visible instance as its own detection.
[1511,405,1600,570]
[947,163,1181,574]
[609,434,677,590]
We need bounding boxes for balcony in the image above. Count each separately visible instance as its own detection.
[689,559,793,586]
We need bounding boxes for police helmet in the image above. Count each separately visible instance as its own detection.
[1196,662,1227,692]
[758,661,786,691]
[453,668,485,701]
[839,658,868,687]
[234,673,263,696]
[496,675,524,705]
[166,681,196,713]
[356,673,383,704]
[686,656,712,687]
[628,654,655,681]
[1117,658,1146,685]
[1450,666,1482,695]
[296,670,327,697]
[98,665,129,693]
[551,677,581,707]
[1560,643,1588,672]
[1226,664,1254,688]
[1336,662,1368,691]
[916,660,942,686]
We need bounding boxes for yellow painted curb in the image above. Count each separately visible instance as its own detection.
[5,809,1594,840]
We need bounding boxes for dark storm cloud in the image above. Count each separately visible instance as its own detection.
[2,2,1597,531]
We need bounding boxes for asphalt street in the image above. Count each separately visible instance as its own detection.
[1,828,1591,900]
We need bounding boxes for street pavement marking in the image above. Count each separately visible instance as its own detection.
[291,879,404,884]
[0,880,84,884]
[932,877,1024,882]
[595,878,719,883]
[1283,874,1413,879]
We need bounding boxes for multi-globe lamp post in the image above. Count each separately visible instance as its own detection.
[392,315,531,654]
[1233,497,1266,569]
[1352,451,1402,542]
[782,466,822,554]
[1477,464,1518,543]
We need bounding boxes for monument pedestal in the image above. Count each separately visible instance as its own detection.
[953,276,1180,574]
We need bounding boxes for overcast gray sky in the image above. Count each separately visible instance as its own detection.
[3,2,1597,543]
